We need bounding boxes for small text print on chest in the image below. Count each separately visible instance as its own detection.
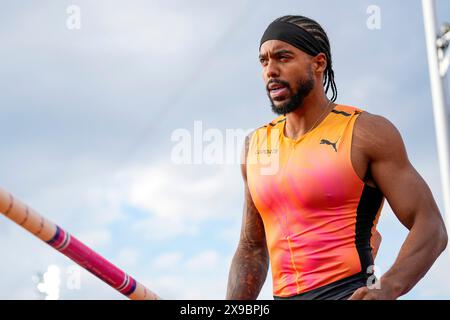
[256,149,279,155]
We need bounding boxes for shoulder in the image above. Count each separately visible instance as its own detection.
[255,115,286,130]
[354,111,399,135]
[353,111,408,162]
[246,115,286,151]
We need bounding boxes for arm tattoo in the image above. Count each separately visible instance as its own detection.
[226,133,270,300]
[226,207,269,299]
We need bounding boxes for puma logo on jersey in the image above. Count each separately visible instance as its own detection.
[320,138,339,152]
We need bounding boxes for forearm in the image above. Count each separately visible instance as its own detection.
[380,215,447,298]
[226,242,269,300]
[371,229,382,259]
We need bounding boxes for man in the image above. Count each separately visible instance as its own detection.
[226,15,447,300]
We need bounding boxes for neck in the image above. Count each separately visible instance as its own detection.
[284,92,333,140]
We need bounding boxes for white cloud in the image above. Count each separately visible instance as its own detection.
[143,250,234,299]
[144,275,183,299]
[143,250,232,299]
[152,252,183,270]
[114,247,140,270]
[124,163,241,220]
[110,162,243,240]
[132,215,198,241]
[185,250,220,272]
[216,223,241,244]
[77,228,111,249]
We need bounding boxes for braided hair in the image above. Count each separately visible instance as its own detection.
[275,15,338,102]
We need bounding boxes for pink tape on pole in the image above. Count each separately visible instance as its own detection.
[0,188,161,300]
[47,226,137,296]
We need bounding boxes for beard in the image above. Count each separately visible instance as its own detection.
[267,70,315,116]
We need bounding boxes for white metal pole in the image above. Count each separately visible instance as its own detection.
[422,0,450,234]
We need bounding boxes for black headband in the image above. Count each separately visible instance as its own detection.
[260,20,322,57]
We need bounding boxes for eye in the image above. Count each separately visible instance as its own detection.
[279,55,290,62]
[259,57,267,65]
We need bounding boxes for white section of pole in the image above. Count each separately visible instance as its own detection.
[422,0,450,235]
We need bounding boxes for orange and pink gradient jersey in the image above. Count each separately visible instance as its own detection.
[246,105,385,298]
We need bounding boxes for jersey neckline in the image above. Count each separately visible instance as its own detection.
[281,104,339,144]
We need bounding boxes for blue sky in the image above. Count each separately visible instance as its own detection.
[0,0,450,299]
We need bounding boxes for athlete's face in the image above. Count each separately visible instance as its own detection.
[259,40,317,115]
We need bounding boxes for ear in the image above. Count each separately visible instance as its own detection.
[312,53,327,74]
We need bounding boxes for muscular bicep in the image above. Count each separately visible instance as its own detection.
[364,115,442,230]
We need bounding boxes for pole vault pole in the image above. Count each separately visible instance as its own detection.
[422,0,450,235]
[0,187,161,300]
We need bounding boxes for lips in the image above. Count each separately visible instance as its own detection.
[268,82,289,100]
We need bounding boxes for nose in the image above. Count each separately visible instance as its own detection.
[265,59,280,79]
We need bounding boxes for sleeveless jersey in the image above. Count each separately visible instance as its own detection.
[246,104,385,298]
